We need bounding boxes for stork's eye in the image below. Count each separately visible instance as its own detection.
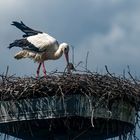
[64,48,68,53]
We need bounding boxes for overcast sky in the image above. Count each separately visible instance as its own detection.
[0,0,140,139]
[0,0,140,77]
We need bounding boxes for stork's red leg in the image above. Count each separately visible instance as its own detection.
[36,62,42,78]
[42,62,47,77]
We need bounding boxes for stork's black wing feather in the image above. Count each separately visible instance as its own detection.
[11,21,42,37]
[8,38,41,52]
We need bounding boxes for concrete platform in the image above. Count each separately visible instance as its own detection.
[0,94,135,140]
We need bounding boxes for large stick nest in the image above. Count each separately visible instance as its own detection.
[0,68,140,111]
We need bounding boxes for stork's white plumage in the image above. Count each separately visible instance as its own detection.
[8,21,70,77]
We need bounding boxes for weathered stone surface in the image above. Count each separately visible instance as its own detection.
[0,94,135,139]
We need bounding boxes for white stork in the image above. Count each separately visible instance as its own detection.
[8,21,70,77]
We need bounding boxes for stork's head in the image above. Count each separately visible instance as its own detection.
[60,43,69,65]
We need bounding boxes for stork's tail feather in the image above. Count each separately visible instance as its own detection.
[14,50,37,60]
[11,21,42,37]
[14,51,26,59]
[14,50,31,59]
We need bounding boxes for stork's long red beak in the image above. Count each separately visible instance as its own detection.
[64,52,69,65]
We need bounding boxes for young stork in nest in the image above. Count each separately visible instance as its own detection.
[8,21,70,78]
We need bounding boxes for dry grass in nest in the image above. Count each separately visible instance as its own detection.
[0,68,140,111]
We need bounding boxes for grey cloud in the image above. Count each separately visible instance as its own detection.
[0,0,140,77]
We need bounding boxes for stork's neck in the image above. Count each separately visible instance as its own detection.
[54,44,64,59]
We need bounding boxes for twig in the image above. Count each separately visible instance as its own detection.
[105,65,114,77]
[5,66,9,77]
[85,51,89,71]
[127,65,138,85]
[71,45,75,65]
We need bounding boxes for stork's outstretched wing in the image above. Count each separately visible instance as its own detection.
[11,21,42,37]
[9,21,59,52]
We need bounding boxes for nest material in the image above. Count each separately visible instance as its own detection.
[0,70,140,140]
[0,71,140,111]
